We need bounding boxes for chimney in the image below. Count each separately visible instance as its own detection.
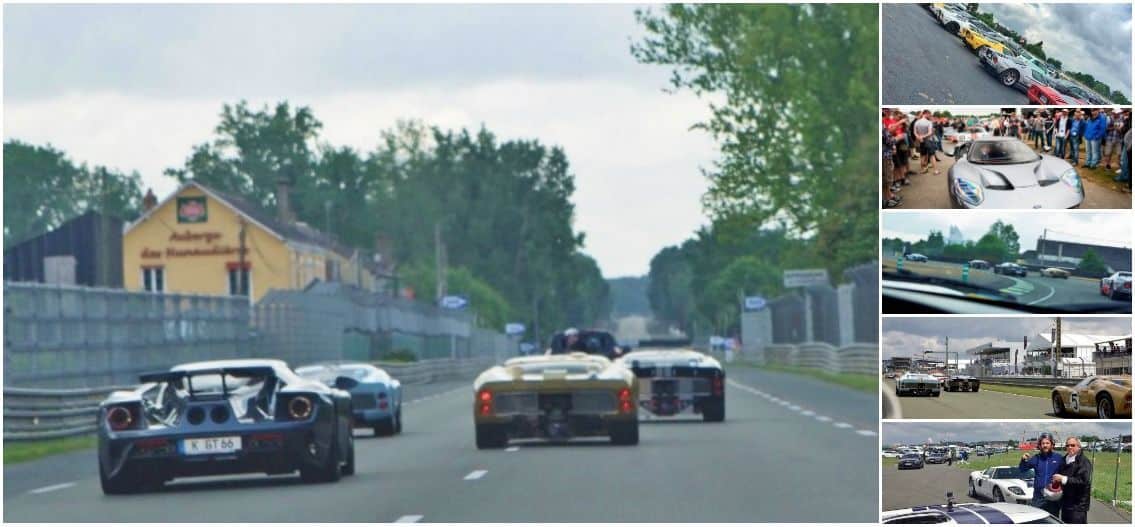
[275,176,294,223]
[142,188,158,213]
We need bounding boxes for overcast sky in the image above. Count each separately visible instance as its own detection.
[881,317,1131,360]
[982,2,1132,99]
[3,4,718,278]
[881,211,1132,251]
[883,422,1131,446]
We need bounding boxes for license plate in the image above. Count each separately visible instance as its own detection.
[182,436,241,455]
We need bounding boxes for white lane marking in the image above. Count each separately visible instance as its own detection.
[815,415,833,423]
[800,410,816,417]
[788,405,802,411]
[505,446,520,452]
[394,515,424,523]
[857,430,878,437]
[463,469,488,480]
[1026,281,1056,306]
[833,422,853,429]
[28,482,75,494]
[728,380,872,437]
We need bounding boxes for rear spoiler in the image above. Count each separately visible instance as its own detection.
[139,366,276,398]
[636,338,692,348]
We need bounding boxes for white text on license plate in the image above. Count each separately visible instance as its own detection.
[183,436,241,455]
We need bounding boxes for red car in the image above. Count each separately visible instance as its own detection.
[1027,84,1085,105]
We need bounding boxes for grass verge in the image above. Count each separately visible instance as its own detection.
[3,434,97,464]
[979,382,1051,399]
[879,451,1132,512]
[731,361,877,393]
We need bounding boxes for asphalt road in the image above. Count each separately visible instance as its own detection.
[884,379,1069,419]
[892,144,1130,210]
[881,258,1126,309]
[882,457,1130,523]
[882,3,1028,105]
[4,366,879,522]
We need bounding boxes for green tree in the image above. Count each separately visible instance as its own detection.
[632,4,878,275]
[987,220,1020,258]
[1077,250,1108,277]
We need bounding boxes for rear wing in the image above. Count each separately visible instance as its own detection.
[139,366,277,399]
[636,338,692,348]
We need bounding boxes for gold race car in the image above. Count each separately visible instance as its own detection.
[472,353,639,448]
[1040,267,1071,279]
[1051,375,1132,419]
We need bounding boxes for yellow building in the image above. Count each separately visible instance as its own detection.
[123,181,379,302]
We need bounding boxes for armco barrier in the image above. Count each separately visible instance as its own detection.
[2,357,495,442]
[978,376,1079,389]
[756,342,878,376]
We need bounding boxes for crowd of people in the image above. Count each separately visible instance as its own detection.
[881,108,1133,208]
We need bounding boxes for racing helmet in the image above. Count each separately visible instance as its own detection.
[1043,480,1063,502]
[563,328,580,337]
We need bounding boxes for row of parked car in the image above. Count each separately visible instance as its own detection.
[927,3,1113,105]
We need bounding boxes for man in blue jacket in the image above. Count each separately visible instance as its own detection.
[1084,108,1108,169]
[1068,111,1086,166]
[1021,434,1063,516]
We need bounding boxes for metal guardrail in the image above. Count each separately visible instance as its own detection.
[2,357,496,442]
[977,376,1079,389]
[748,342,879,376]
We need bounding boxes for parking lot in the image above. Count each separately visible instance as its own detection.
[883,4,1029,104]
[882,457,1130,523]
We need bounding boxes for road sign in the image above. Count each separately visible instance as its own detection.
[438,295,469,309]
[505,322,526,335]
[742,296,767,311]
[783,268,830,288]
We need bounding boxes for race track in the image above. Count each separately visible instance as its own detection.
[4,366,879,522]
[882,458,1129,523]
[882,3,1028,105]
[881,258,1126,309]
[886,380,1067,419]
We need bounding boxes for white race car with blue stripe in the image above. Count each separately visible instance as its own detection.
[883,502,1062,524]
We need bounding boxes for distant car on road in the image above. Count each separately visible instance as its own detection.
[967,259,992,270]
[904,253,929,262]
[945,375,980,392]
[1099,271,1132,301]
[617,346,725,422]
[1051,375,1132,419]
[969,466,1035,504]
[296,362,403,436]
[994,263,1027,277]
[896,372,941,397]
[97,359,355,494]
[897,453,925,470]
[1040,268,1071,279]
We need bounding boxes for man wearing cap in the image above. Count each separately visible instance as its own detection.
[1020,434,1063,516]
[1053,437,1093,524]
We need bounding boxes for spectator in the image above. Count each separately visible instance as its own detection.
[1103,111,1121,170]
[1054,437,1092,524]
[1068,111,1085,166]
[1117,111,1131,185]
[889,110,912,189]
[934,117,945,160]
[1053,111,1069,159]
[1042,111,1055,152]
[882,120,901,208]
[1084,108,1107,169]
[1021,434,1063,517]
[1007,115,1020,140]
[913,110,937,175]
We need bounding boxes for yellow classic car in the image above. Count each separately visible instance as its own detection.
[1051,375,1131,419]
[472,353,639,448]
[961,28,1010,55]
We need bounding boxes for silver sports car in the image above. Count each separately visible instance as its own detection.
[949,137,1083,209]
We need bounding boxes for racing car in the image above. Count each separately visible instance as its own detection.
[97,359,355,494]
[1099,271,1132,301]
[945,375,980,392]
[1050,375,1132,419]
[472,353,639,448]
[895,372,941,397]
[969,466,1035,504]
[616,340,725,422]
[884,493,1062,524]
[296,361,403,436]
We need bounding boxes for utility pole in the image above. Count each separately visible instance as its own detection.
[1053,317,1061,379]
[238,216,248,297]
[434,220,446,301]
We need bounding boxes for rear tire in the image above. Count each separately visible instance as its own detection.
[301,439,342,483]
[609,421,639,445]
[475,423,508,449]
[341,434,356,476]
[394,408,403,434]
[702,399,725,422]
[946,22,959,34]
[1000,70,1019,87]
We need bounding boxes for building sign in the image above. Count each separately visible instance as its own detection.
[742,296,767,311]
[439,295,469,309]
[177,197,208,223]
[505,323,526,335]
[140,229,246,259]
[783,268,830,288]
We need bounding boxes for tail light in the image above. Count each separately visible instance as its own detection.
[712,376,724,396]
[378,392,389,410]
[249,432,284,449]
[477,390,492,416]
[617,387,634,414]
[106,405,137,431]
[288,396,313,420]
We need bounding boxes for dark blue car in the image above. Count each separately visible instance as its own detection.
[97,359,355,494]
[296,362,403,436]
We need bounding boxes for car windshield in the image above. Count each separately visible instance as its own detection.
[967,140,1040,164]
[965,127,985,134]
[993,468,1033,480]
[901,454,920,460]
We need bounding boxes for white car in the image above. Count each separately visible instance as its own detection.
[882,450,902,458]
[936,5,975,36]
[896,372,941,397]
[616,347,725,421]
[883,502,1061,524]
[969,466,1035,504]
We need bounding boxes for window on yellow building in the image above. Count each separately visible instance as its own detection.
[142,267,164,293]
[227,263,251,297]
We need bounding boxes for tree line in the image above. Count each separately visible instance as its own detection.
[632,4,878,338]
[5,104,610,339]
